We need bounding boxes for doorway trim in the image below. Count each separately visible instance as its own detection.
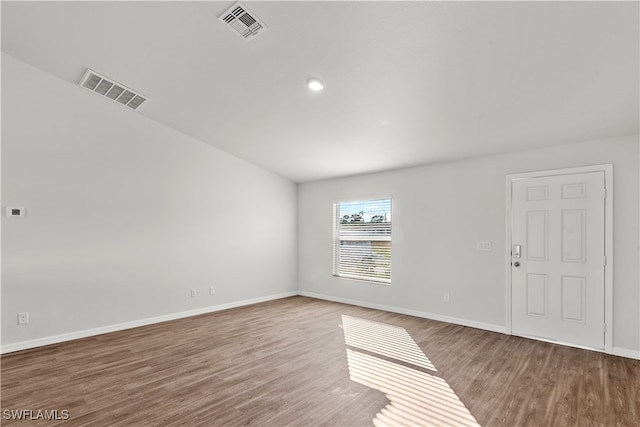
[505,164,613,354]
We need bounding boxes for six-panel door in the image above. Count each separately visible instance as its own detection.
[511,172,606,349]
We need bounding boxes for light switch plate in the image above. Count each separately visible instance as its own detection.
[477,241,492,251]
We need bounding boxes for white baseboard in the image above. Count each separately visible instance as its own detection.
[297,291,508,335]
[1,291,298,354]
[613,347,640,360]
[4,290,638,361]
[299,291,640,360]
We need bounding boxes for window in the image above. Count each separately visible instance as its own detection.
[333,198,392,284]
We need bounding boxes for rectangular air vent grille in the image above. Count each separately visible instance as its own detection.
[219,2,267,41]
[79,69,148,110]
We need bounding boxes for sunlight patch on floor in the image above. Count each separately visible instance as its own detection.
[342,316,437,372]
[341,316,480,427]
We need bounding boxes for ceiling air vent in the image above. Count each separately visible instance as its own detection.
[78,69,148,110]
[218,2,267,41]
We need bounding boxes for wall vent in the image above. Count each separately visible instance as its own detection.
[78,69,148,110]
[218,2,267,41]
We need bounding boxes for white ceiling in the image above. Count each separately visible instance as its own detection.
[2,1,638,183]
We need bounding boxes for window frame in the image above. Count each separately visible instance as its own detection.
[332,197,392,285]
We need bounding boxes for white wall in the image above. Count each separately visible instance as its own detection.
[1,54,298,349]
[298,134,639,356]
[3,52,638,358]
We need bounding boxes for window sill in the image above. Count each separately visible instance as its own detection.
[333,274,391,286]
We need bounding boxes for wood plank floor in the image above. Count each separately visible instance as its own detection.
[1,296,639,426]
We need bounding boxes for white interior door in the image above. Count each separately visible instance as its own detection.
[511,171,606,350]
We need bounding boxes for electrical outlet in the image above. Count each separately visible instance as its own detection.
[191,289,197,298]
[443,294,450,303]
[209,286,215,295]
[18,312,29,324]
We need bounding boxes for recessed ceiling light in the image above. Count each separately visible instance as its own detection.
[307,78,324,91]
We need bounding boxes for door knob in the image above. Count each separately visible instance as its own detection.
[513,262,520,267]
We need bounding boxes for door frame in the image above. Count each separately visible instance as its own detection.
[505,164,613,354]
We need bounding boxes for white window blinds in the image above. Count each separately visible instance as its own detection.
[333,198,392,284]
